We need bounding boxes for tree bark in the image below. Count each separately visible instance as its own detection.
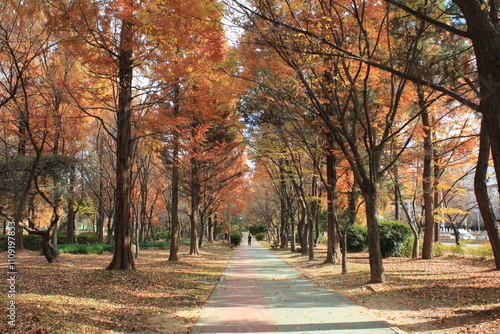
[421,94,434,260]
[279,165,288,248]
[20,207,61,263]
[452,1,500,234]
[433,152,441,242]
[325,149,341,264]
[207,215,214,243]
[363,185,385,283]
[96,196,105,244]
[66,165,77,244]
[66,201,76,244]
[169,83,181,261]
[106,13,135,271]
[198,214,205,248]
[213,214,218,241]
[474,120,500,269]
[189,158,200,256]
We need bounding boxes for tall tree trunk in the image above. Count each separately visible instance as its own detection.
[207,215,214,243]
[107,214,113,245]
[213,214,218,241]
[393,165,401,222]
[325,149,341,264]
[290,212,296,252]
[309,176,318,261]
[300,208,308,255]
[198,214,205,248]
[107,12,135,271]
[308,207,315,261]
[66,165,76,244]
[189,158,200,256]
[279,165,288,248]
[139,184,147,244]
[452,3,500,268]
[433,152,441,242]
[363,186,385,283]
[420,91,434,260]
[297,211,305,249]
[340,184,359,274]
[474,120,500,269]
[66,202,76,244]
[96,197,105,244]
[169,84,181,261]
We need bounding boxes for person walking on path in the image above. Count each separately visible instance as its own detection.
[248,233,252,245]
[192,242,404,334]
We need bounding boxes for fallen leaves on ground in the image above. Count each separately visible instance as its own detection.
[272,244,500,334]
[0,242,232,334]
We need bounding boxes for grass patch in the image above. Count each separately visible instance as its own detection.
[58,243,112,254]
[139,241,170,248]
[137,239,191,249]
[467,243,494,260]
[433,241,493,259]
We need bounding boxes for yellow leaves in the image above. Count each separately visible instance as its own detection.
[480,3,487,11]
[435,206,470,217]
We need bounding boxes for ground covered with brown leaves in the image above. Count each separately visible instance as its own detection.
[0,242,233,334]
[2,241,499,334]
[272,244,500,334]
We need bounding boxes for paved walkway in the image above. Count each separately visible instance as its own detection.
[192,242,404,334]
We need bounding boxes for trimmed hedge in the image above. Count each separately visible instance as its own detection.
[378,221,413,257]
[76,232,99,244]
[230,231,243,246]
[346,225,367,252]
[57,233,67,245]
[345,221,412,257]
[24,234,44,251]
[58,243,112,254]
[255,232,266,241]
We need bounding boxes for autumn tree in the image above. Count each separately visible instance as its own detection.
[378,0,500,269]
[232,0,429,282]
[0,0,64,251]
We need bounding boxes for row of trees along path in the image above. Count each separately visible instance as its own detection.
[0,0,498,284]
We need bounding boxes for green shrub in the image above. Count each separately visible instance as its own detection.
[57,233,67,245]
[155,231,170,241]
[255,232,266,241]
[0,234,7,251]
[346,225,367,252]
[433,241,453,257]
[452,242,467,255]
[139,241,169,248]
[249,225,266,235]
[76,232,99,244]
[398,236,415,258]
[59,243,112,254]
[230,231,243,246]
[467,244,493,260]
[23,234,43,251]
[379,221,412,257]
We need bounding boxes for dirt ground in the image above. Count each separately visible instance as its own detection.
[271,244,500,334]
[1,241,499,333]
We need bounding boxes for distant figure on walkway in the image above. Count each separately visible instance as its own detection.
[248,233,252,245]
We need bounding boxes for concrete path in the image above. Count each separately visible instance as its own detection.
[192,242,404,334]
